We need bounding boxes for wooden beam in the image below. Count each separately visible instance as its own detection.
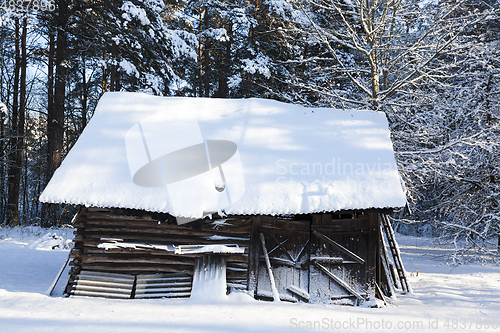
[247,216,261,293]
[314,262,363,300]
[260,233,280,302]
[312,230,365,264]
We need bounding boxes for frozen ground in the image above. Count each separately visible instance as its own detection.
[0,227,500,333]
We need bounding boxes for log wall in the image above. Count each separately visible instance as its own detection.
[67,207,385,303]
[67,207,252,294]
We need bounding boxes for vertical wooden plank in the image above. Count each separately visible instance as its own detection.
[260,233,280,302]
[312,214,321,226]
[247,216,261,293]
[366,212,379,287]
[376,214,382,288]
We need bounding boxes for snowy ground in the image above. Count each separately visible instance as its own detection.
[1,227,500,333]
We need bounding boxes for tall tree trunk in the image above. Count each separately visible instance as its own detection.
[203,7,210,97]
[115,70,121,92]
[48,29,55,124]
[6,18,21,226]
[198,10,203,97]
[245,24,254,93]
[0,105,5,221]
[102,60,108,92]
[218,21,232,98]
[42,0,68,227]
[41,26,55,226]
[0,53,5,220]
[110,64,116,92]
[17,18,27,223]
[81,55,87,131]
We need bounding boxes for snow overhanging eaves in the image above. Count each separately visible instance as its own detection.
[40,92,407,217]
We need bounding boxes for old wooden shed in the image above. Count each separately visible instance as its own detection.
[40,93,407,304]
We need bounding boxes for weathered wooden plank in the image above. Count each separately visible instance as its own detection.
[82,247,248,263]
[136,272,188,279]
[85,220,250,234]
[261,218,310,231]
[83,232,250,247]
[227,283,247,290]
[73,284,132,295]
[74,280,134,289]
[287,285,310,301]
[136,278,191,285]
[135,286,192,293]
[80,264,195,275]
[321,214,332,225]
[310,256,343,264]
[79,270,135,279]
[81,256,195,266]
[87,213,251,231]
[259,256,296,268]
[84,225,215,236]
[311,214,322,226]
[71,290,132,299]
[86,211,157,222]
[314,262,363,300]
[312,226,369,234]
[312,230,365,264]
[136,278,193,291]
[247,216,262,292]
[134,292,191,299]
[260,233,280,302]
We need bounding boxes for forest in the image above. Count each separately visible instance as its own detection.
[0,0,498,263]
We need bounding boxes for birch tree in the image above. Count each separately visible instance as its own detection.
[277,0,493,109]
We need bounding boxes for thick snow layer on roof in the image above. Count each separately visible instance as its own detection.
[40,92,406,218]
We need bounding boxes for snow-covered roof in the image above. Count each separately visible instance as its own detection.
[40,92,406,218]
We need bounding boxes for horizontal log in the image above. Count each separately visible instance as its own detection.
[135,286,192,293]
[71,290,131,299]
[202,220,253,233]
[81,247,248,263]
[227,262,248,269]
[76,279,134,289]
[85,219,197,229]
[226,271,248,279]
[82,233,249,247]
[226,282,247,289]
[80,264,194,275]
[81,255,195,266]
[134,292,191,299]
[136,282,192,289]
[84,218,252,234]
[73,284,133,295]
[83,225,250,239]
[86,211,157,222]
